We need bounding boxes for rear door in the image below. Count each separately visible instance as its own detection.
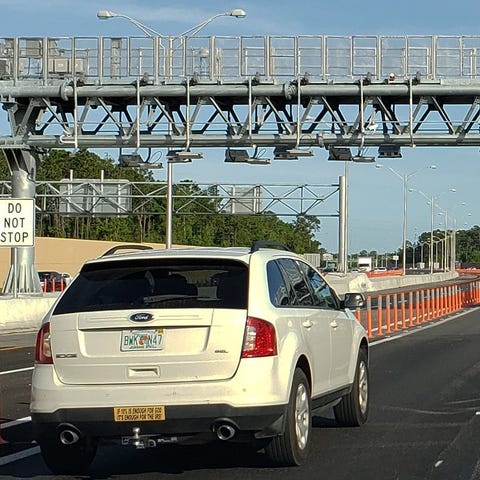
[49,257,249,385]
[274,258,332,396]
[296,261,353,389]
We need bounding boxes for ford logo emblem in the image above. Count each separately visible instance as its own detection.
[129,313,153,322]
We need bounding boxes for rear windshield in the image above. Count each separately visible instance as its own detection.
[53,258,248,314]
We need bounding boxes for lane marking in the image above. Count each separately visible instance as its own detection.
[0,446,40,466]
[0,346,30,352]
[370,307,480,346]
[0,366,34,376]
[1,416,31,429]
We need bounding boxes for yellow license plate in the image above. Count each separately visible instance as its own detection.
[113,406,165,422]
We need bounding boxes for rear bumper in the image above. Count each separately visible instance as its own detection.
[31,403,287,442]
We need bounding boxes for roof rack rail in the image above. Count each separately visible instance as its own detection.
[250,241,291,253]
[101,244,154,257]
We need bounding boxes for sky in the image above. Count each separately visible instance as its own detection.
[0,0,479,254]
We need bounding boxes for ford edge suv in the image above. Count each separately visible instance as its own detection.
[31,242,369,473]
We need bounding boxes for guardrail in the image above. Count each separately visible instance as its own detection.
[354,280,480,338]
[1,35,480,84]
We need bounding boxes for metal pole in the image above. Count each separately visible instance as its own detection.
[451,219,456,271]
[430,196,434,274]
[402,174,407,274]
[165,161,173,249]
[338,175,347,274]
[444,209,448,271]
[2,148,42,295]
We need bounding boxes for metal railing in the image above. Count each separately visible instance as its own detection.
[1,35,480,84]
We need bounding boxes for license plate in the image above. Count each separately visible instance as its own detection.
[121,329,164,351]
[114,405,166,422]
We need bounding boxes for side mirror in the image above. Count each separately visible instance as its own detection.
[343,292,365,309]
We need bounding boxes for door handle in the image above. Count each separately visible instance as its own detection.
[330,320,338,329]
[302,320,313,329]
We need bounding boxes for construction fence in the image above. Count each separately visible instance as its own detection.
[354,280,480,339]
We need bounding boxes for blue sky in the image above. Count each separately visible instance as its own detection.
[1,0,479,253]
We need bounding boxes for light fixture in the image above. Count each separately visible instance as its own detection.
[352,154,376,163]
[97,10,117,20]
[327,146,353,161]
[378,145,402,158]
[228,8,247,18]
[273,147,314,160]
[224,148,270,165]
[166,150,203,163]
[118,154,163,169]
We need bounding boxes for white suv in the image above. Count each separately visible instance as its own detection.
[31,242,369,473]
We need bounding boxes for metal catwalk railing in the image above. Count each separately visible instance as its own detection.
[1,35,480,84]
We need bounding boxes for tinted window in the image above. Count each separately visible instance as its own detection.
[277,258,313,306]
[267,261,290,306]
[296,261,337,309]
[54,258,248,314]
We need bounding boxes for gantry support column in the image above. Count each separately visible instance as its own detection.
[2,148,42,295]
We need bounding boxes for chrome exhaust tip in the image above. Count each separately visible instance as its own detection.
[215,423,236,441]
[58,424,81,445]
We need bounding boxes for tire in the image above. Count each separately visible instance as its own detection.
[265,368,311,466]
[39,436,97,475]
[334,348,369,427]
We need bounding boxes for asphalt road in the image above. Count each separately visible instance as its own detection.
[1,309,480,479]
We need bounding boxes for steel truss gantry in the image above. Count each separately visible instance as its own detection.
[2,35,480,150]
[0,180,339,218]
[4,81,480,151]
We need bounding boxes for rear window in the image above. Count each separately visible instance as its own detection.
[53,258,248,314]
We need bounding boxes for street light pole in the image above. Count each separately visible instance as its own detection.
[338,174,347,274]
[375,163,437,274]
[165,160,174,249]
[430,195,434,273]
[402,173,408,274]
[408,187,455,273]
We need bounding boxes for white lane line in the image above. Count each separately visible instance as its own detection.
[1,416,31,429]
[0,366,33,376]
[370,307,480,346]
[0,446,40,466]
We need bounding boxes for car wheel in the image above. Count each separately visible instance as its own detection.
[334,348,369,426]
[265,368,311,466]
[39,436,97,475]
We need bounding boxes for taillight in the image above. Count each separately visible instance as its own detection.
[241,317,277,358]
[35,322,53,364]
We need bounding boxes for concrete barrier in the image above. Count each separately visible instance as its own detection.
[0,294,59,334]
[325,271,459,296]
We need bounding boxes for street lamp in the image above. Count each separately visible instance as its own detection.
[411,188,456,273]
[97,9,247,38]
[375,163,437,274]
[97,10,162,37]
[437,201,468,271]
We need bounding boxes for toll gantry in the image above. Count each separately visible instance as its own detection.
[2,34,480,293]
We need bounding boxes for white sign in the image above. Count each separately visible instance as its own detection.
[0,199,35,247]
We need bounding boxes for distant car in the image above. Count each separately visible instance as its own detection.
[38,271,66,291]
[31,242,369,473]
